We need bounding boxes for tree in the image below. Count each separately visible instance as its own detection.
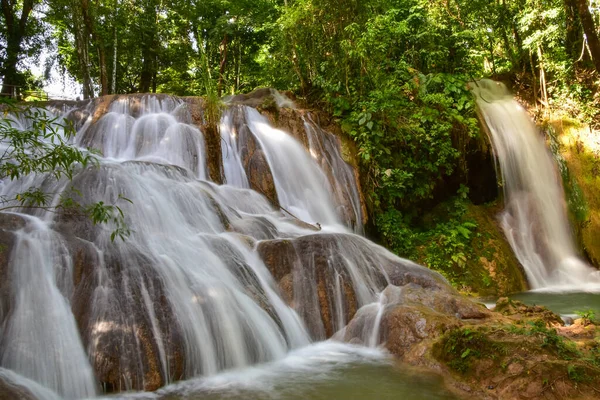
[0,0,40,95]
[571,0,600,73]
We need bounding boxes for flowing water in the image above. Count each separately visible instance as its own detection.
[471,80,600,291]
[103,343,456,400]
[0,95,449,399]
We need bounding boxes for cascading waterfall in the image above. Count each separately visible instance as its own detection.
[242,107,342,228]
[0,94,447,399]
[471,80,600,290]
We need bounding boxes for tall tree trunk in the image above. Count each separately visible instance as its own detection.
[81,0,108,95]
[572,0,600,72]
[0,0,35,95]
[112,24,117,94]
[72,1,93,99]
[564,0,583,60]
[217,34,228,97]
[139,43,154,93]
[138,1,157,93]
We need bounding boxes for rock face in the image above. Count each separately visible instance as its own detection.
[68,240,185,392]
[340,284,490,358]
[257,233,450,340]
[553,119,600,269]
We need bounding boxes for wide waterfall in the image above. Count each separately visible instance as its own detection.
[0,94,450,399]
[471,80,600,290]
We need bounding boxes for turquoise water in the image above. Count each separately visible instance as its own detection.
[508,291,600,317]
[108,342,457,400]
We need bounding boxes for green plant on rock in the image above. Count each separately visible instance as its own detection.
[433,327,505,374]
[575,309,597,326]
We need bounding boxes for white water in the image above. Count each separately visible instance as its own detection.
[471,80,600,291]
[0,95,448,399]
[244,107,343,228]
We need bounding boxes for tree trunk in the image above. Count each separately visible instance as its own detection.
[140,45,153,93]
[564,0,583,60]
[217,34,228,97]
[138,1,157,93]
[0,0,35,95]
[112,24,117,94]
[572,0,600,72]
[81,0,108,95]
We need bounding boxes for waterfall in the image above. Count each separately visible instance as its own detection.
[0,94,447,398]
[471,80,600,290]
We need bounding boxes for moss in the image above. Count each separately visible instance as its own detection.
[432,326,506,374]
[257,95,279,119]
[551,118,600,268]
[415,201,527,296]
[463,203,528,295]
[432,322,600,397]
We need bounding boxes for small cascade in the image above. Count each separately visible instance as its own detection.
[0,216,97,399]
[0,93,451,398]
[243,107,342,227]
[219,109,250,188]
[471,80,600,290]
[77,96,207,179]
[302,114,364,233]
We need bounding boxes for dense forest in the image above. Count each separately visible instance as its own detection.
[1,0,600,292]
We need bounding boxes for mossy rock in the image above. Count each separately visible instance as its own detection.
[415,201,528,296]
[432,323,600,399]
[551,118,600,269]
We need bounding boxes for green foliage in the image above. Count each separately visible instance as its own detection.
[575,309,597,326]
[506,320,580,360]
[434,327,505,373]
[0,106,95,181]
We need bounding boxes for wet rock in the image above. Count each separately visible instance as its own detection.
[494,297,564,326]
[0,213,27,322]
[247,150,278,207]
[257,233,451,339]
[225,106,280,207]
[340,284,489,358]
[67,239,185,393]
[229,216,279,240]
[0,374,47,400]
[227,88,276,108]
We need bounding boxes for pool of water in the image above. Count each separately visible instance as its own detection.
[508,291,600,318]
[107,342,457,400]
[481,291,600,320]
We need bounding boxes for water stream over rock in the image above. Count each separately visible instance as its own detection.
[471,80,600,291]
[0,94,460,399]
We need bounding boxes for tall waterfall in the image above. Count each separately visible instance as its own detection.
[471,80,600,290]
[0,94,447,398]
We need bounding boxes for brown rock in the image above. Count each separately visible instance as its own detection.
[67,240,185,393]
[247,150,279,207]
[257,233,451,339]
[0,374,40,400]
[494,297,564,326]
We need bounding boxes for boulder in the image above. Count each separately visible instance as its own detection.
[67,240,186,393]
[257,233,451,339]
[340,284,490,358]
[247,150,278,207]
